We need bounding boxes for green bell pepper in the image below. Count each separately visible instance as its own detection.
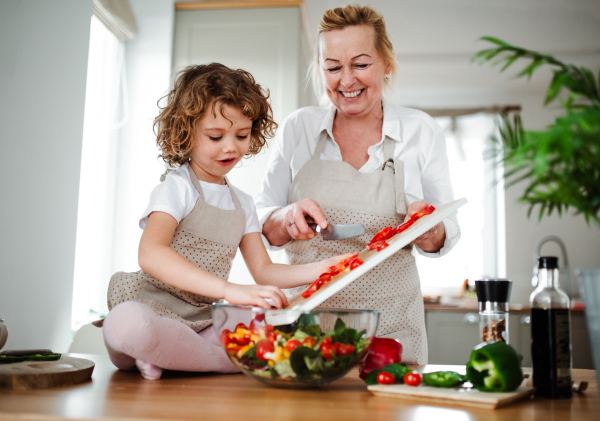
[466,341,523,392]
[422,371,467,388]
[0,353,61,364]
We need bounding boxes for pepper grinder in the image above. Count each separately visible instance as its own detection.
[475,278,513,344]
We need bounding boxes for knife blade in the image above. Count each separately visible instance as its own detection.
[307,222,365,240]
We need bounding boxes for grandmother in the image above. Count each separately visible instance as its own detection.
[255,5,460,364]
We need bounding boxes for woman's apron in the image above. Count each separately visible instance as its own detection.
[284,132,428,364]
[100,169,246,333]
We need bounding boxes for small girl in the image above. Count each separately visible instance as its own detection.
[101,63,352,380]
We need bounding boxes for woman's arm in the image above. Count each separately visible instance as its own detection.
[138,211,288,309]
[239,232,355,289]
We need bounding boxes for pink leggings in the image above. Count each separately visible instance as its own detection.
[103,301,239,374]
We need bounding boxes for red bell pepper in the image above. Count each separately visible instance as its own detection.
[359,337,403,380]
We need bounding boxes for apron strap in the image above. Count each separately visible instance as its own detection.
[186,164,206,202]
[312,131,328,161]
[383,138,407,215]
[224,176,243,211]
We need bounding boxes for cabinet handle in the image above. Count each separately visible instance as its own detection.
[463,313,479,324]
[521,315,531,324]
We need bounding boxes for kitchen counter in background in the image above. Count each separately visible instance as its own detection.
[0,354,597,421]
[424,303,593,368]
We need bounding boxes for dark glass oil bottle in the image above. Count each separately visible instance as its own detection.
[530,256,572,399]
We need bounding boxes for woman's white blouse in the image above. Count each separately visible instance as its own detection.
[255,100,461,257]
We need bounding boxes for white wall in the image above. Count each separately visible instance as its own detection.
[0,0,92,351]
[302,0,600,304]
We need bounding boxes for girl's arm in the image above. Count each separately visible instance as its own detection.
[239,232,355,289]
[138,211,288,309]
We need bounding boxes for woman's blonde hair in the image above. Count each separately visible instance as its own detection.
[311,4,399,103]
[154,63,277,167]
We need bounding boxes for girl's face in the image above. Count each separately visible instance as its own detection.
[319,25,391,119]
[190,103,252,184]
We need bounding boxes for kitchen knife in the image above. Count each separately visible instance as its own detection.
[307,222,365,240]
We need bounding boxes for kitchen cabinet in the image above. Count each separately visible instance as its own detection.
[425,307,593,369]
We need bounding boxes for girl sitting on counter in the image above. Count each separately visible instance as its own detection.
[98,63,353,380]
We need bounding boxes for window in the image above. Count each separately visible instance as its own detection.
[71,15,126,330]
[415,113,505,299]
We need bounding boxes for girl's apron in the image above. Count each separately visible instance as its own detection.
[101,168,246,333]
[284,132,427,364]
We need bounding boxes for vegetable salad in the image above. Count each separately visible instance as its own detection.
[220,315,370,382]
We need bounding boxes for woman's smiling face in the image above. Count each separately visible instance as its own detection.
[190,103,252,184]
[319,25,391,118]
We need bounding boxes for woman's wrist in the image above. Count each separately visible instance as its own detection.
[263,207,292,247]
[417,222,446,253]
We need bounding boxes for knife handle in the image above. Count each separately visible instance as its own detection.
[307,223,320,233]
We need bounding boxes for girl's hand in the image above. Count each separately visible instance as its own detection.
[223,283,288,310]
[312,252,358,279]
[405,201,445,252]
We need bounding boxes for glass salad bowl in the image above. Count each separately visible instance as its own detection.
[212,304,380,388]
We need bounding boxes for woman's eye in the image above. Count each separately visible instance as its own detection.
[209,136,222,141]
[354,63,369,69]
[327,67,341,72]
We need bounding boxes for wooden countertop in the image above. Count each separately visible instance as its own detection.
[0,354,598,420]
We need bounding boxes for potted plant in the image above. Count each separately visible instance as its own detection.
[473,36,600,387]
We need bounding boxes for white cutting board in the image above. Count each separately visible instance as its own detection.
[368,383,535,409]
[267,198,467,325]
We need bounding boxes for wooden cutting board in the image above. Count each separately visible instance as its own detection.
[368,383,535,409]
[0,356,94,390]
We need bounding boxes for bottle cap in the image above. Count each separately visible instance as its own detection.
[538,256,559,269]
[474,278,512,303]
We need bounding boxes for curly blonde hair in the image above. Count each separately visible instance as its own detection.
[154,63,277,167]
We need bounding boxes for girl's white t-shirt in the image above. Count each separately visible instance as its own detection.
[139,163,260,235]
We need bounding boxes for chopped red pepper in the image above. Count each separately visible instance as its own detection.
[349,257,363,270]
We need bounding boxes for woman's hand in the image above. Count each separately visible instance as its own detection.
[263,199,328,246]
[223,283,288,310]
[405,201,446,253]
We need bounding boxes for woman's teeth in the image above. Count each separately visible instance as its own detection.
[341,89,363,98]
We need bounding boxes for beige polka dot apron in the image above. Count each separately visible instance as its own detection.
[284,132,427,364]
[100,169,246,333]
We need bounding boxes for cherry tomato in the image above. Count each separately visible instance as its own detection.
[285,339,302,352]
[235,323,247,332]
[377,372,395,385]
[321,342,336,360]
[322,336,332,345]
[337,343,356,356]
[349,257,363,270]
[302,337,317,348]
[256,340,274,361]
[403,372,422,387]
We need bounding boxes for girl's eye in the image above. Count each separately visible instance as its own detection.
[237,135,249,140]
[209,136,222,141]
